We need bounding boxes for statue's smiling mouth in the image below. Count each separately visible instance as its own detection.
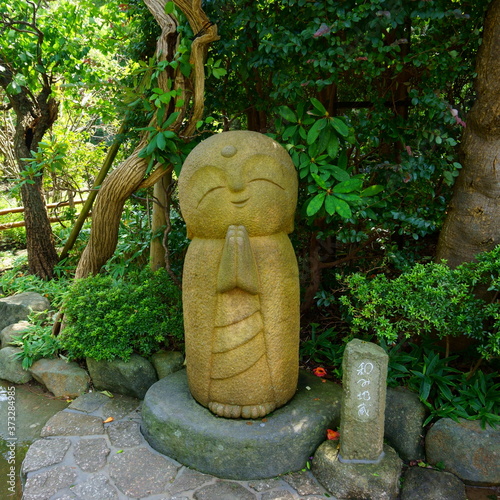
[231,197,249,208]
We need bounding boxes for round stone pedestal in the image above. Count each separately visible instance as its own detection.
[141,369,341,480]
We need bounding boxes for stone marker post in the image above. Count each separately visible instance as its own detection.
[339,338,388,463]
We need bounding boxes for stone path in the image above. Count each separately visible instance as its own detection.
[21,392,331,500]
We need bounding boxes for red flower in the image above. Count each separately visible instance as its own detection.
[327,429,340,440]
[313,367,327,377]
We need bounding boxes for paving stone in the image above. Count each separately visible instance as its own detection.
[283,471,323,496]
[106,420,143,448]
[169,468,214,494]
[68,392,110,413]
[109,446,178,497]
[261,489,296,500]
[41,411,104,436]
[22,437,71,474]
[23,466,78,500]
[248,478,286,492]
[101,394,141,420]
[51,492,77,499]
[71,473,120,500]
[73,438,110,472]
[194,480,257,500]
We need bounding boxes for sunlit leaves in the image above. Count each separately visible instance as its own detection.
[276,98,384,223]
[278,105,297,123]
[307,192,326,216]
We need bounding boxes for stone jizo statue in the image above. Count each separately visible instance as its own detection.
[178,131,299,419]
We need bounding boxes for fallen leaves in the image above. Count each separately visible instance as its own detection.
[313,367,327,378]
[326,429,340,441]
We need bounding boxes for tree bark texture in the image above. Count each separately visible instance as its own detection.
[8,84,59,279]
[436,0,500,266]
[74,0,218,278]
[150,173,170,271]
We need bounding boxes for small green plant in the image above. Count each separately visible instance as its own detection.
[59,268,183,361]
[11,324,61,370]
[382,339,500,428]
[103,202,155,279]
[300,324,348,379]
[0,255,71,308]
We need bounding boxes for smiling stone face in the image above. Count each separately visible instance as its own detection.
[178,131,298,239]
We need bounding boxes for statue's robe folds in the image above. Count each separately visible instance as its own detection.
[182,230,299,415]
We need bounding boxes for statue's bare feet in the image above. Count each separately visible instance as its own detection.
[208,401,276,419]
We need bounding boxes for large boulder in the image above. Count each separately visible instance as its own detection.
[426,418,500,485]
[86,354,158,399]
[0,292,50,331]
[400,467,466,500]
[385,386,427,461]
[0,320,31,348]
[30,358,90,398]
[0,346,32,384]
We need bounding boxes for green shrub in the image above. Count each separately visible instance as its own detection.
[339,245,500,359]
[59,268,183,361]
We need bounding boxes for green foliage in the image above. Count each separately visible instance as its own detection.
[386,339,500,428]
[103,201,155,279]
[11,324,61,370]
[0,0,132,108]
[339,246,500,359]
[0,255,71,308]
[300,324,346,379]
[59,268,183,362]
[0,225,26,248]
[203,0,489,271]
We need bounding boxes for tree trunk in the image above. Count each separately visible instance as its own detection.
[20,175,59,279]
[13,95,59,279]
[74,0,219,279]
[75,140,165,278]
[436,0,500,266]
[150,174,170,271]
[1,60,59,279]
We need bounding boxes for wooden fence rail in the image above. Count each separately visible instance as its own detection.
[0,199,88,231]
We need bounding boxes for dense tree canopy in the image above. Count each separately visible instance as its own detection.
[0,0,132,277]
[0,0,497,292]
[197,0,492,305]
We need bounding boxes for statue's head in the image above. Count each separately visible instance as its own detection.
[178,131,298,239]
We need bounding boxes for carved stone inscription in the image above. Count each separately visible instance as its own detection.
[339,339,388,463]
[354,359,380,422]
